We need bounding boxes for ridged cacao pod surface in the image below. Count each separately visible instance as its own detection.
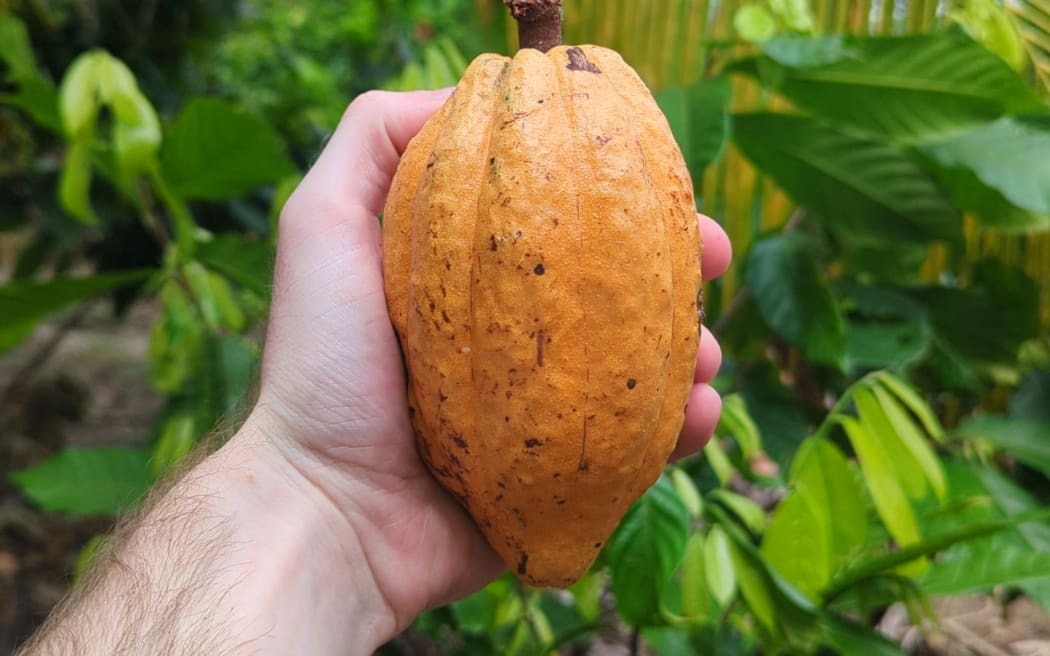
[383,44,702,587]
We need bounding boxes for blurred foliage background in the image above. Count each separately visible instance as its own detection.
[2,0,1050,654]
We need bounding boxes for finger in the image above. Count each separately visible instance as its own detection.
[699,214,732,281]
[671,384,722,460]
[694,325,723,383]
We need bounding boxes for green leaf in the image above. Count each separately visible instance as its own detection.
[111,86,161,181]
[568,572,605,622]
[764,439,867,597]
[717,394,763,460]
[58,139,97,224]
[950,0,1027,71]
[607,475,690,626]
[761,35,857,67]
[840,416,921,547]
[925,157,1050,232]
[150,413,197,478]
[769,0,816,32]
[875,371,945,443]
[704,525,737,608]
[823,507,1050,601]
[845,318,931,371]
[854,388,928,500]
[922,546,1050,596]
[670,468,704,519]
[9,447,153,516]
[838,281,933,370]
[58,51,106,138]
[73,534,107,585]
[680,533,712,622]
[737,31,1043,143]
[733,113,960,246]
[791,439,868,560]
[974,465,1050,551]
[0,270,151,355]
[0,14,37,81]
[739,376,810,474]
[728,538,778,633]
[870,385,947,501]
[1011,370,1050,423]
[451,576,518,634]
[161,98,297,200]
[923,117,1050,218]
[747,232,845,367]
[761,484,828,600]
[183,261,245,332]
[1008,0,1050,92]
[710,489,766,534]
[149,281,206,393]
[196,234,275,298]
[655,77,731,184]
[735,4,778,44]
[912,259,1039,365]
[955,414,1050,478]
[822,614,907,656]
[0,15,60,132]
[703,438,734,486]
[215,334,257,414]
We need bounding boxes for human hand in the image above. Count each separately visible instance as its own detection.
[248,88,732,641]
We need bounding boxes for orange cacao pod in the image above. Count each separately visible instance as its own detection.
[383,44,702,587]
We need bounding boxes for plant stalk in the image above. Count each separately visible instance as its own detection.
[504,0,562,52]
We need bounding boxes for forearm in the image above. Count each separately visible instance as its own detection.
[18,420,396,656]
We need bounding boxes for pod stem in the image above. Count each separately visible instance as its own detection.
[504,0,563,53]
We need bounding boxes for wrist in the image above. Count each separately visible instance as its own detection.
[206,413,399,654]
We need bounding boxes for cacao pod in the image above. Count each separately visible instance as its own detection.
[383,44,702,587]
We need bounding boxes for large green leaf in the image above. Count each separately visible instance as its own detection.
[9,447,153,516]
[737,31,1043,143]
[955,415,1050,478]
[923,117,1050,220]
[0,270,152,354]
[733,113,960,247]
[161,98,296,200]
[607,475,690,626]
[746,232,845,367]
[656,77,731,187]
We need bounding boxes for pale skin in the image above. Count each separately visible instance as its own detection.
[18,89,732,656]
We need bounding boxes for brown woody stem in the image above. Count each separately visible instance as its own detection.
[504,0,563,52]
